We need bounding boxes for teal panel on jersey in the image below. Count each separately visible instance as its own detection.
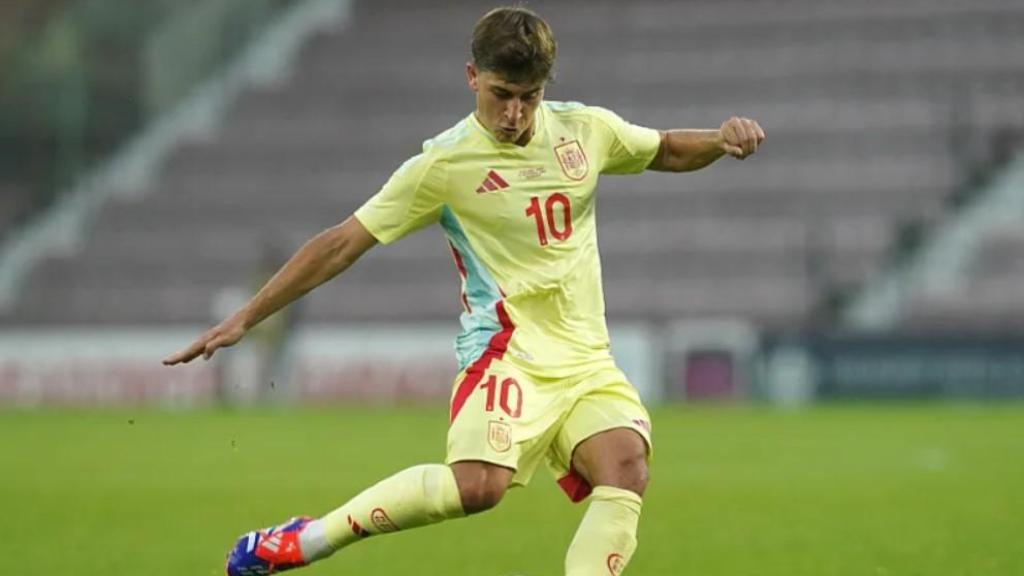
[440,206,504,371]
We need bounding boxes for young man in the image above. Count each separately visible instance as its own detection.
[164,6,764,575]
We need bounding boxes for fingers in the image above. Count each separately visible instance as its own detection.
[720,117,746,158]
[732,119,750,156]
[165,320,248,366]
[164,329,221,365]
[736,118,756,155]
[745,118,766,153]
[723,143,745,157]
[162,340,206,365]
[720,120,742,158]
[742,118,758,155]
[721,116,765,159]
[203,335,230,360]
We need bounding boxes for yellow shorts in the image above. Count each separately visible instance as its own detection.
[445,357,653,503]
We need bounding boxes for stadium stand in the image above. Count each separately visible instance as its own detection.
[2,0,1023,328]
[0,0,67,63]
[0,0,73,235]
[905,218,1024,330]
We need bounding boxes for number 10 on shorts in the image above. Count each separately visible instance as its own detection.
[481,375,523,418]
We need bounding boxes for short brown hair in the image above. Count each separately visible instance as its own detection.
[471,6,557,84]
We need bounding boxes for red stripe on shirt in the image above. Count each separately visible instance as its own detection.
[447,242,471,313]
[449,301,515,424]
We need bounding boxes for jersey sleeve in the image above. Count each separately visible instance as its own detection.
[354,152,445,245]
[588,106,662,175]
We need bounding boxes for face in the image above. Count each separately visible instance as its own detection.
[467,63,545,145]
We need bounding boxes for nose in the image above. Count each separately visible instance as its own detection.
[505,98,523,124]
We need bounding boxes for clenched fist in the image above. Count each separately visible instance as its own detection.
[718,116,765,159]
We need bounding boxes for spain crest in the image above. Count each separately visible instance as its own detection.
[554,139,589,181]
[487,420,512,453]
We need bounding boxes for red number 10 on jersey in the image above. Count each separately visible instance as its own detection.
[525,193,573,246]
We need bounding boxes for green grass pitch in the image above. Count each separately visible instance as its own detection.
[2,403,1022,575]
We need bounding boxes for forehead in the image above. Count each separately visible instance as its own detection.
[479,70,545,93]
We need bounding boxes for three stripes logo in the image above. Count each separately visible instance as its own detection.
[476,169,510,194]
[258,531,297,556]
[260,533,283,554]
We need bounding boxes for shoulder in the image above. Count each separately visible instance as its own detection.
[543,100,626,131]
[421,116,476,159]
[392,116,481,190]
[394,121,467,176]
[389,146,447,193]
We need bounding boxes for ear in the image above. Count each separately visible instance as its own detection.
[466,62,479,92]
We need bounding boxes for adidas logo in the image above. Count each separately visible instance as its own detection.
[476,170,510,193]
[259,532,296,555]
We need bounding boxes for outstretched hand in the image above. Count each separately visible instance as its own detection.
[163,315,247,365]
[718,116,765,160]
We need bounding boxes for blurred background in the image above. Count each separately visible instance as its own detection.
[1,1,1023,575]
[2,0,1023,406]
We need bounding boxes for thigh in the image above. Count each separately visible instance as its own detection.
[446,357,570,488]
[546,369,653,500]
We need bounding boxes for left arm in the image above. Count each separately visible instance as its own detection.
[648,116,765,172]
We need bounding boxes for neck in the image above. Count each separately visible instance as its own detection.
[515,122,536,147]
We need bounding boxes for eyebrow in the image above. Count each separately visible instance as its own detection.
[491,86,541,96]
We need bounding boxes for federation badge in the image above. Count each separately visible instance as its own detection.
[487,420,512,453]
[554,139,589,181]
[370,507,399,532]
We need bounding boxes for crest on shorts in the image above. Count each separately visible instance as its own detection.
[554,139,589,181]
[370,507,399,532]
[487,420,512,453]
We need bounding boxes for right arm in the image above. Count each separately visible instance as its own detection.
[162,215,377,365]
[647,117,765,173]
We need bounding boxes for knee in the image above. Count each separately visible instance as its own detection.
[596,452,649,497]
[617,453,649,496]
[451,464,510,514]
[457,478,507,514]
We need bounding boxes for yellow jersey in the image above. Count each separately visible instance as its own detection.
[354,101,661,378]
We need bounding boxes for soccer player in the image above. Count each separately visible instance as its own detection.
[164,6,764,575]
